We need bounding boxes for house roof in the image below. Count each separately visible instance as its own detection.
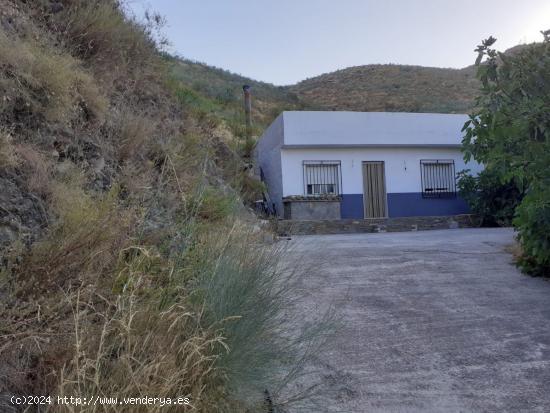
[280,111,469,148]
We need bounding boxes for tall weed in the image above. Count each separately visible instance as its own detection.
[189,224,334,411]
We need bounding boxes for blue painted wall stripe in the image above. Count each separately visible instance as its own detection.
[387,193,470,217]
[341,194,364,219]
[339,193,470,219]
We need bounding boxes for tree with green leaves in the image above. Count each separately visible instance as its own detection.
[462,31,550,276]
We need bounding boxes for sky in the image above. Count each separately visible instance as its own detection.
[127,0,550,85]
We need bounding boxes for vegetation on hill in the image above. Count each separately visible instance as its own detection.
[167,58,481,116]
[169,58,303,122]
[460,33,550,276]
[166,57,306,148]
[291,64,479,113]
[172,45,534,118]
[0,1,329,411]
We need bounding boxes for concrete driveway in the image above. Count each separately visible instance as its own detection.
[287,228,550,412]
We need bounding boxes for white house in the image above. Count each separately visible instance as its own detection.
[256,111,483,220]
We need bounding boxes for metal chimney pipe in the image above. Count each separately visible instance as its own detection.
[243,85,252,132]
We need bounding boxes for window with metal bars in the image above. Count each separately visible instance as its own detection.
[420,160,457,198]
[303,161,342,196]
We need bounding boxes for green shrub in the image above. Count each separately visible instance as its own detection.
[514,186,550,276]
[238,173,266,205]
[190,227,333,410]
[457,169,523,227]
[462,33,550,275]
[193,186,236,222]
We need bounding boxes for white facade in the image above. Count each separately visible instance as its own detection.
[281,111,471,147]
[256,111,483,219]
[281,147,482,196]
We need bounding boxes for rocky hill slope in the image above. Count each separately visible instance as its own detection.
[0,2,323,411]
[290,64,479,113]
[172,58,481,116]
[174,45,534,117]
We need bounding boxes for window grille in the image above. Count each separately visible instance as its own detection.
[420,160,457,198]
[303,161,342,196]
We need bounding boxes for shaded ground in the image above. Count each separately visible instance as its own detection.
[287,228,550,412]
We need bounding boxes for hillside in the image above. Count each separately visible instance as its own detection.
[173,45,534,117]
[170,59,481,117]
[0,1,326,411]
[291,64,479,113]
[290,44,539,114]
[168,57,306,131]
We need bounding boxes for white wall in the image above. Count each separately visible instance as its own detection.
[282,111,469,146]
[255,114,284,214]
[281,147,483,196]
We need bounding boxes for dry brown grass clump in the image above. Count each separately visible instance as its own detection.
[56,250,226,413]
[48,0,165,89]
[0,30,108,125]
[14,144,54,197]
[16,185,134,296]
[0,129,19,168]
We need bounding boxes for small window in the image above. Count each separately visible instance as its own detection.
[303,161,341,196]
[420,160,456,198]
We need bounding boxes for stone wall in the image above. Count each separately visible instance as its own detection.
[283,198,341,220]
[276,214,482,236]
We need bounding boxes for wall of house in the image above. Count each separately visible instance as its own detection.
[282,111,469,146]
[283,199,341,220]
[255,114,284,215]
[280,147,483,218]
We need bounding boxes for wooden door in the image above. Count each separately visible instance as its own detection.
[362,161,387,218]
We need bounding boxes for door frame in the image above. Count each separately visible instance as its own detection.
[362,161,388,219]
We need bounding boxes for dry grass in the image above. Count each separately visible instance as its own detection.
[0,30,108,124]
[14,144,54,197]
[15,183,135,298]
[1,181,138,405]
[56,258,226,413]
[504,241,523,263]
[0,128,19,168]
[115,111,156,163]
[55,0,162,83]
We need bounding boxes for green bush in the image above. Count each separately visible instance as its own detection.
[462,32,550,275]
[190,227,333,410]
[457,169,523,227]
[514,186,550,276]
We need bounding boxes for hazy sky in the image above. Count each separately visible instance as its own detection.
[127,0,550,85]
